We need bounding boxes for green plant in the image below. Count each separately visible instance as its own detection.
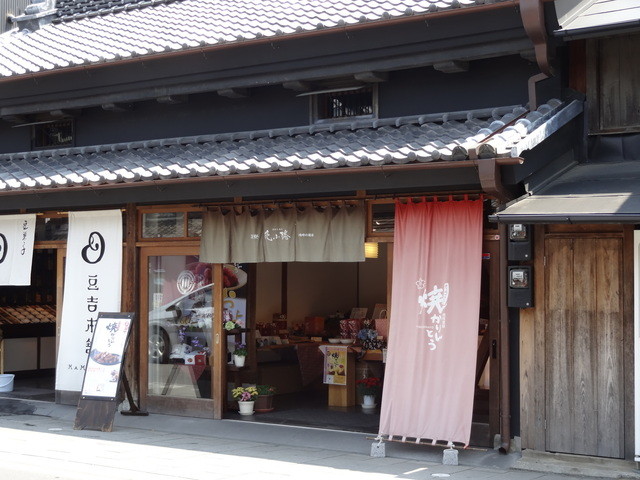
[256,384,276,395]
[356,377,382,396]
[232,386,258,401]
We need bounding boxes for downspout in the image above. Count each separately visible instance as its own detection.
[521,0,554,109]
[498,223,511,454]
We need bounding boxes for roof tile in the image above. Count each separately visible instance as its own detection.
[0,100,575,194]
[2,0,509,78]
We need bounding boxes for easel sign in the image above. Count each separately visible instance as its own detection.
[74,312,134,432]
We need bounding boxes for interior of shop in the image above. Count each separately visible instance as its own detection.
[0,249,57,402]
[217,242,491,443]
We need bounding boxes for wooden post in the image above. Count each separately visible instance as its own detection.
[212,264,225,419]
[122,204,139,404]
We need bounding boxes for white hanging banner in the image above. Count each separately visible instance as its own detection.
[56,210,123,393]
[0,214,36,286]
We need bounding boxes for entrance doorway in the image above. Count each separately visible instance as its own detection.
[139,246,221,417]
[0,249,59,402]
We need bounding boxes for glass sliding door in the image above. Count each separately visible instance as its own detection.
[140,247,218,416]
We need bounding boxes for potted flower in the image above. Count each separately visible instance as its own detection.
[356,377,382,409]
[233,342,248,367]
[232,386,258,415]
[254,384,276,412]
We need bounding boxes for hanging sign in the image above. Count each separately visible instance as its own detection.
[56,210,123,393]
[201,205,365,263]
[0,214,36,286]
[379,199,483,446]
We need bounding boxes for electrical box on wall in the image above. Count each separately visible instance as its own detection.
[507,224,532,261]
[507,266,533,308]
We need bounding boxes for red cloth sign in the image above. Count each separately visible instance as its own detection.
[378,198,483,446]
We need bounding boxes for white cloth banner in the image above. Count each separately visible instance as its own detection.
[0,214,36,285]
[56,210,123,393]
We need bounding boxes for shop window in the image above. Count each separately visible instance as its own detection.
[35,217,68,241]
[187,211,203,237]
[142,212,185,238]
[141,209,203,239]
[312,86,376,123]
[32,119,74,149]
[368,202,395,237]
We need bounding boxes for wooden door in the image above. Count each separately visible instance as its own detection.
[545,236,624,458]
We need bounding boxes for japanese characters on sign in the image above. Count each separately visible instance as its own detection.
[416,279,450,351]
[81,314,133,399]
[0,214,36,286]
[56,210,122,393]
[82,314,131,398]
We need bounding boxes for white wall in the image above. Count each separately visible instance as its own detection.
[255,245,388,326]
[255,262,283,323]
[287,262,358,323]
[3,338,38,371]
[357,243,388,316]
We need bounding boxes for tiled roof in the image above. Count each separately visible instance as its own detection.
[0,99,574,194]
[1,0,508,78]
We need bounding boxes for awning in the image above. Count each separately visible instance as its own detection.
[554,0,640,39]
[491,161,640,223]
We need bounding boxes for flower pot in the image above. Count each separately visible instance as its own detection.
[361,394,377,409]
[238,400,254,415]
[233,354,246,367]
[254,394,274,413]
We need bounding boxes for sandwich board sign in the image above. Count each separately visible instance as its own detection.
[74,312,134,432]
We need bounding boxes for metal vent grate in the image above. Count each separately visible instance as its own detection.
[316,87,374,120]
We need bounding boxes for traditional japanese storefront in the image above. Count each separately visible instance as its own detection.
[0,97,584,450]
[0,0,596,454]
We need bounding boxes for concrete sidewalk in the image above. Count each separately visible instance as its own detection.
[0,397,635,479]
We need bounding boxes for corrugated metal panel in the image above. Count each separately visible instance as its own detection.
[0,0,31,34]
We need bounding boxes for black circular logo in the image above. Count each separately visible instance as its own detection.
[0,234,7,264]
[81,232,105,264]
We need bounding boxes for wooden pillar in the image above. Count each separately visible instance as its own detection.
[212,263,226,419]
[122,204,139,402]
